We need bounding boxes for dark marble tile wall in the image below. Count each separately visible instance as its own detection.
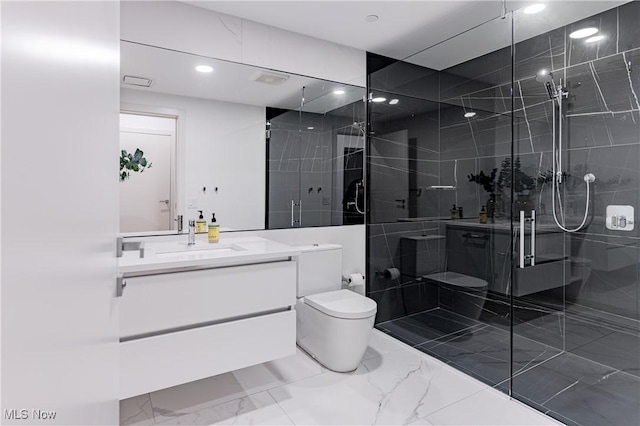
[368,2,640,326]
[368,220,445,322]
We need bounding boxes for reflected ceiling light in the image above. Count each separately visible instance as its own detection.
[372,97,387,103]
[333,89,345,95]
[307,126,314,130]
[365,14,379,22]
[569,27,598,39]
[585,35,605,43]
[389,99,399,105]
[464,112,477,118]
[523,3,545,14]
[195,65,214,73]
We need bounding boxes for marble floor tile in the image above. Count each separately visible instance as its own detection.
[120,394,155,426]
[363,328,412,360]
[150,348,324,423]
[570,330,640,377]
[417,325,560,387]
[268,346,488,425]
[412,387,562,425]
[157,391,293,425]
[541,370,640,426]
[511,352,640,425]
[511,352,619,405]
[377,308,482,347]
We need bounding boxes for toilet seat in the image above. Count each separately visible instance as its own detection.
[304,289,377,319]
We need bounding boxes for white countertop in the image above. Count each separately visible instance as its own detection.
[119,236,300,275]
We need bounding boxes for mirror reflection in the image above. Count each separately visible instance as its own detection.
[119,40,365,234]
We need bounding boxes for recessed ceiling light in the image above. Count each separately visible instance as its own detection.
[464,112,477,118]
[372,97,387,103]
[195,65,214,73]
[333,89,345,95]
[569,27,599,39]
[585,35,605,43]
[389,99,399,105]
[365,14,379,22]
[523,3,545,14]
[307,126,314,130]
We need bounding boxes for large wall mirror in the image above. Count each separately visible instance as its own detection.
[119,40,366,234]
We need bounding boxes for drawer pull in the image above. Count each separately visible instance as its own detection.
[462,233,489,240]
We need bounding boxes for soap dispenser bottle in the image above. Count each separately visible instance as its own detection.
[479,206,488,224]
[208,213,220,243]
[450,204,459,220]
[196,210,207,234]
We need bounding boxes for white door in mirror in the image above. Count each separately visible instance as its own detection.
[120,117,175,232]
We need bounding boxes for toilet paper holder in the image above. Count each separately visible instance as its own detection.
[375,268,401,280]
[342,274,365,283]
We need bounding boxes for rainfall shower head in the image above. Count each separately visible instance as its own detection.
[536,69,558,100]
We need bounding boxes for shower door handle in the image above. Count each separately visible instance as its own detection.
[291,200,301,227]
[519,210,536,268]
[520,211,525,268]
[530,210,536,266]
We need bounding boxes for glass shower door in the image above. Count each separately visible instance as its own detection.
[267,108,302,229]
[510,3,640,425]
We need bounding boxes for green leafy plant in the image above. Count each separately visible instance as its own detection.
[469,157,540,194]
[468,168,500,193]
[120,149,152,182]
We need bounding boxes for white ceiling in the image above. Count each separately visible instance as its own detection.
[183,1,529,61]
[120,41,364,112]
[184,1,628,68]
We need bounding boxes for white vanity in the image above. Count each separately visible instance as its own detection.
[118,236,300,399]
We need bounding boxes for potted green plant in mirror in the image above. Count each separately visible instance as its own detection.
[468,167,505,219]
[469,157,541,218]
[119,149,152,182]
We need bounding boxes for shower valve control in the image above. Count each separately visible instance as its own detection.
[606,205,634,231]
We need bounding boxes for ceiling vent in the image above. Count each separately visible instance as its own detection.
[122,75,152,87]
[252,71,289,86]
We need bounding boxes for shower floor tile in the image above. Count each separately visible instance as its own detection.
[569,330,640,377]
[415,323,560,387]
[511,352,640,426]
[376,308,483,347]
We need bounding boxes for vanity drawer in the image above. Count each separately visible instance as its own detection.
[121,260,296,338]
[120,310,295,399]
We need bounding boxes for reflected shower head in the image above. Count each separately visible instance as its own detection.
[536,69,558,100]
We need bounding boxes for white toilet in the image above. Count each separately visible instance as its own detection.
[295,244,377,372]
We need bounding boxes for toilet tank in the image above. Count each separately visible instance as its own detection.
[297,244,343,297]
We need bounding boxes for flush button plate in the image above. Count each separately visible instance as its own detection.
[606,205,634,231]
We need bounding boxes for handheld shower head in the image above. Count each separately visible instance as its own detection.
[535,69,554,84]
[536,69,558,100]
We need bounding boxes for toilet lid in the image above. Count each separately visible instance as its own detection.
[304,289,377,319]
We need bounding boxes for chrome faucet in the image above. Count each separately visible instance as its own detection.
[175,215,183,233]
[188,219,196,246]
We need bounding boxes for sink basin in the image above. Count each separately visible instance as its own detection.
[155,243,246,259]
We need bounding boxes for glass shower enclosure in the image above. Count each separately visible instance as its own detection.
[366,2,640,425]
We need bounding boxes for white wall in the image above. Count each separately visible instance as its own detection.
[121,1,366,87]
[121,88,266,230]
[1,1,120,424]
